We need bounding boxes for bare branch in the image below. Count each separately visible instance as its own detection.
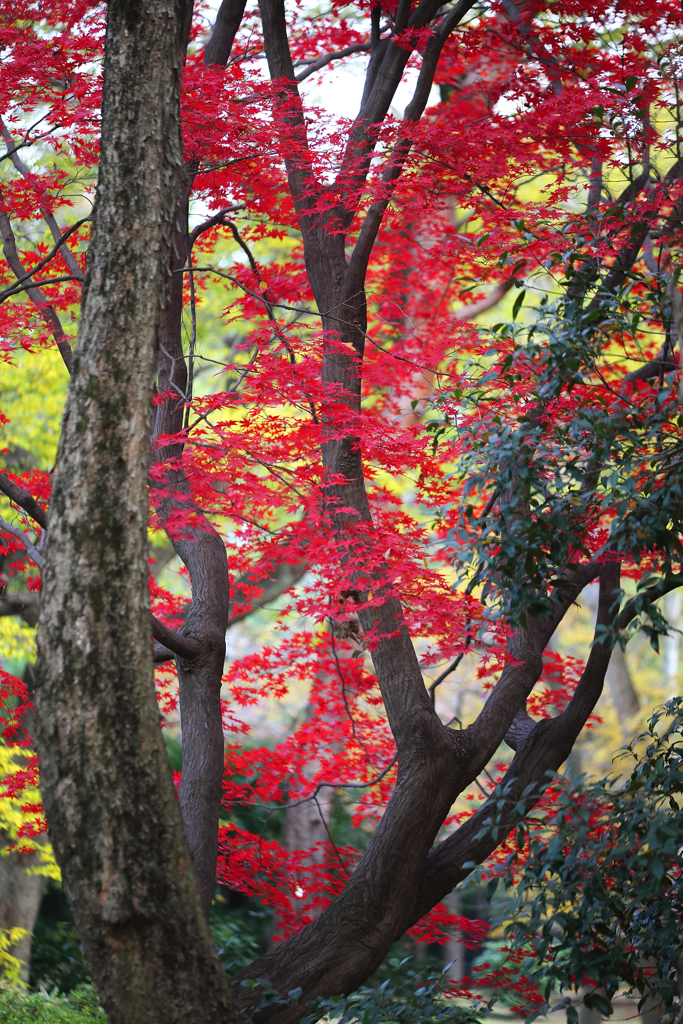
[0,473,48,529]
[0,116,59,166]
[228,558,308,625]
[453,278,515,319]
[0,515,44,568]
[204,0,248,66]
[412,562,622,915]
[0,274,83,302]
[586,159,683,313]
[0,192,73,373]
[150,614,203,660]
[0,590,40,627]
[623,346,678,384]
[294,42,372,83]
[0,117,85,283]
[428,639,471,705]
[347,0,478,288]
[0,217,89,304]
[617,574,683,633]
[187,204,246,250]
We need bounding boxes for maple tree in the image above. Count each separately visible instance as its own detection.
[1,0,683,1020]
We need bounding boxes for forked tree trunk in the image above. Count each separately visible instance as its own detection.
[33,2,234,1021]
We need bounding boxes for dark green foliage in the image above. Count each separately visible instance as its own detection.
[497,698,683,1021]
[29,922,90,996]
[239,956,487,1024]
[435,282,683,630]
[210,907,267,976]
[0,985,104,1022]
[299,956,488,1024]
[30,886,90,994]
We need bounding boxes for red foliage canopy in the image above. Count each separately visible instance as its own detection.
[1,0,682,1011]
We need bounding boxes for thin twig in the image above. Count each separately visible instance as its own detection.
[0,218,89,304]
[262,752,399,812]
[0,274,82,301]
[185,266,458,379]
[329,622,377,768]
[427,637,471,706]
[314,794,352,880]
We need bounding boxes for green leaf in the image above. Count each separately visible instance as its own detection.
[512,289,526,321]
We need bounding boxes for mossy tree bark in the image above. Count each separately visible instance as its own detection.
[34,1,234,1020]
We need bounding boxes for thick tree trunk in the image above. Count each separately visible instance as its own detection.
[33,2,234,1021]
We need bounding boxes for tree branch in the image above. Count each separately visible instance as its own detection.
[0,516,44,568]
[586,160,683,314]
[204,0,248,66]
[0,191,73,373]
[0,473,48,529]
[0,217,89,304]
[617,574,683,633]
[0,590,40,627]
[187,204,246,250]
[347,0,477,287]
[294,42,372,83]
[0,117,85,283]
[411,561,622,917]
[150,614,203,660]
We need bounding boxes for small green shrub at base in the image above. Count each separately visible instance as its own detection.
[0,985,104,1023]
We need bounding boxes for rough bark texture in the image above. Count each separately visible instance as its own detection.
[33,2,234,1021]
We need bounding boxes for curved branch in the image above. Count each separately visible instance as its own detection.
[617,574,683,633]
[0,118,85,283]
[150,614,203,660]
[294,42,372,83]
[0,193,73,373]
[187,204,246,250]
[0,516,43,568]
[0,473,48,529]
[411,561,622,919]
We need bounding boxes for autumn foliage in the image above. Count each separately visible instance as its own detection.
[1,0,683,1013]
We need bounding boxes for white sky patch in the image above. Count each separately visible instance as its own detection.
[301,54,439,123]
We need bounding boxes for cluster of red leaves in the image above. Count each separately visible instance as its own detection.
[1,0,681,971]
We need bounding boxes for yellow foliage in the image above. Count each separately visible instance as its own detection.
[0,743,59,881]
[0,619,35,669]
[0,345,69,470]
[0,927,27,988]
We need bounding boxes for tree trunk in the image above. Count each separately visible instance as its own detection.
[151,176,230,918]
[33,2,234,1020]
[664,591,682,695]
[0,836,45,983]
[585,584,640,731]
[605,645,640,727]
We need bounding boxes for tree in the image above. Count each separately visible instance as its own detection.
[1,0,683,1020]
